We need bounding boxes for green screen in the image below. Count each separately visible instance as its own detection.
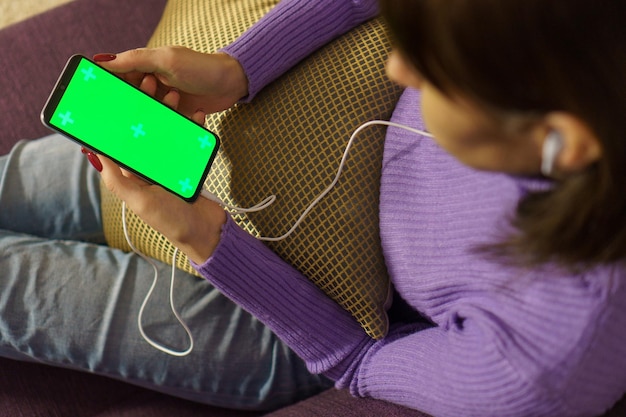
[49,57,218,200]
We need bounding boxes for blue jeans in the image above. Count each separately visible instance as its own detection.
[0,135,331,410]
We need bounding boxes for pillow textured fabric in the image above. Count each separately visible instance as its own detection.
[101,0,403,339]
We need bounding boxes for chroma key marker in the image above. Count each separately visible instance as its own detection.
[58,110,74,126]
[80,66,96,81]
[131,123,146,138]
[198,135,212,149]
[179,178,193,194]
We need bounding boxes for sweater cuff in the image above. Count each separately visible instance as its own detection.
[193,215,369,375]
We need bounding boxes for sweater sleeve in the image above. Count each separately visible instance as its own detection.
[220,0,379,100]
[342,274,626,417]
[196,218,626,417]
[194,215,370,371]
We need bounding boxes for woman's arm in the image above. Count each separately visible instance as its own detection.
[221,0,379,100]
[197,217,626,417]
[99,1,379,117]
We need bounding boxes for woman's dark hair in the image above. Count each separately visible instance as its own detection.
[380,0,626,268]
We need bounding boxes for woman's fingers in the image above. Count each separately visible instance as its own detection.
[137,73,181,110]
[192,109,207,125]
[162,88,181,109]
[96,48,163,76]
[138,74,158,96]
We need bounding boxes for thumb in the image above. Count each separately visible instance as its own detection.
[98,154,151,203]
[94,48,161,74]
[94,48,176,89]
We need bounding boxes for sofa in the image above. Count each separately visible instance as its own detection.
[0,1,624,416]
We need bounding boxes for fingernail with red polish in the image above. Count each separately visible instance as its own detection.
[86,152,103,172]
[81,147,88,154]
[93,53,117,62]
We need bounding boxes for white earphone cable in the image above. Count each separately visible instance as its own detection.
[202,119,433,241]
[122,202,194,357]
[123,119,431,355]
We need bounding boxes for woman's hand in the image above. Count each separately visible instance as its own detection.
[99,155,226,265]
[94,73,227,265]
[95,46,249,117]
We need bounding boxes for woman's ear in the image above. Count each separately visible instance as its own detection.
[542,112,603,175]
[386,49,424,89]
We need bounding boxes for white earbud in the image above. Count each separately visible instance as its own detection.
[541,131,564,177]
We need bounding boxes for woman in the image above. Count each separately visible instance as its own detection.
[1,0,625,416]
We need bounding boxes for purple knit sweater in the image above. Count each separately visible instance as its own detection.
[197,1,626,416]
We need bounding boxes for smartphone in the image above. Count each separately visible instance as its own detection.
[41,55,220,202]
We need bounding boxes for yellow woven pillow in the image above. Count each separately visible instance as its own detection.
[101,0,403,339]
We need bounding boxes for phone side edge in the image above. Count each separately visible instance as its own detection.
[40,54,85,131]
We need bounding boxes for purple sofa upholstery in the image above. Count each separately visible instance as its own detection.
[0,0,167,151]
[0,1,624,416]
